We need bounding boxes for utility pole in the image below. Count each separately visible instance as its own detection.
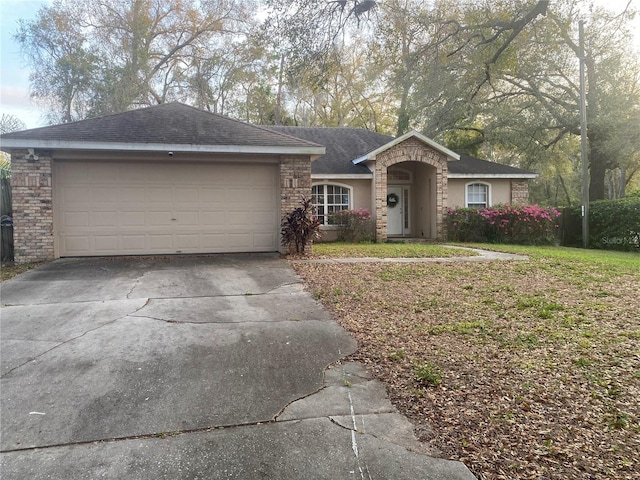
[579,20,589,249]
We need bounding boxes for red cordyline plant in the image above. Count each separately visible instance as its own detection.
[281,196,322,254]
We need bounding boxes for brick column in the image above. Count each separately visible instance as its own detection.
[280,155,312,254]
[437,165,448,242]
[511,180,530,205]
[10,149,55,263]
[374,162,388,243]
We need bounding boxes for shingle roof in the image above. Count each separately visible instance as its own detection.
[0,103,323,152]
[269,127,535,177]
[449,154,537,177]
[267,126,392,175]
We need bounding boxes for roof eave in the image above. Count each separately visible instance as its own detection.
[0,139,326,156]
[448,173,539,179]
[311,173,373,179]
[353,130,460,164]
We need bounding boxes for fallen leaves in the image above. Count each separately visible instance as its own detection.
[293,256,640,480]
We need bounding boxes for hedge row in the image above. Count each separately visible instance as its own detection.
[447,204,561,245]
[566,197,640,251]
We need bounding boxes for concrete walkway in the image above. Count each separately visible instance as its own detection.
[1,254,476,479]
[292,246,529,264]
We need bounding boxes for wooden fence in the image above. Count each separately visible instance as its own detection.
[1,177,13,262]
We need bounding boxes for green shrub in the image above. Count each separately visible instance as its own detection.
[447,205,561,245]
[589,198,640,251]
[281,197,322,254]
[329,209,374,243]
[446,208,490,242]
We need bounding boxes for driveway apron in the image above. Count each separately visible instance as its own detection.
[1,254,476,479]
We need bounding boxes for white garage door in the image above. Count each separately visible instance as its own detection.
[54,161,279,256]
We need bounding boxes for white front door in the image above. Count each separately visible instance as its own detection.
[387,185,409,236]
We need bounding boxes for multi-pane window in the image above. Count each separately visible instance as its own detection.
[466,183,489,208]
[311,184,350,225]
[388,169,411,182]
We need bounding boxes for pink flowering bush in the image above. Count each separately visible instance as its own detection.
[447,205,561,245]
[330,209,374,242]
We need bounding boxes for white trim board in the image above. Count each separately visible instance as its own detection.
[311,174,373,179]
[353,130,460,164]
[0,139,326,156]
[449,173,538,179]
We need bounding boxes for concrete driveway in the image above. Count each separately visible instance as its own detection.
[1,254,475,479]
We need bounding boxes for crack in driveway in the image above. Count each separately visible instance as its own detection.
[1,299,150,378]
[1,255,476,479]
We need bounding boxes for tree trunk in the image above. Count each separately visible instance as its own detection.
[396,93,410,137]
[589,155,607,201]
[275,54,285,125]
[558,174,572,206]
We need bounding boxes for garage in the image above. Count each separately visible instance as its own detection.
[0,102,324,262]
[54,160,279,256]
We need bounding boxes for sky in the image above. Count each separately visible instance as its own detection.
[0,0,639,130]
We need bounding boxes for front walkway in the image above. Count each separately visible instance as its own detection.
[293,246,529,264]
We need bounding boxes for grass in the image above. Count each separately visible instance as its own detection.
[293,243,640,480]
[312,242,477,258]
[1,261,45,282]
[464,243,640,273]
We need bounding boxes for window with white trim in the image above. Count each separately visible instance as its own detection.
[311,184,350,225]
[466,182,490,208]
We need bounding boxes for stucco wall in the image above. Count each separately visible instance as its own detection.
[448,178,513,208]
[312,178,372,242]
[412,163,436,238]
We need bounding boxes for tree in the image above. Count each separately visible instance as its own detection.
[15,2,98,123]
[0,114,26,178]
[16,0,254,121]
[480,0,640,201]
[378,0,640,202]
[0,114,26,135]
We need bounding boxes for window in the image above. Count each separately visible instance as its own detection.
[466,182,490,208]
[312,184,350,225]
[388,168,412,183]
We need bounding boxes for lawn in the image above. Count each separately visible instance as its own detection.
[311,242,478,258]
[292,244,640,480]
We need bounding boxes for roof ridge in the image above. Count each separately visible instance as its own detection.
[241,124,325,148]
[268,125,392,134]
[0,102,185,137]
[159,103,324,148]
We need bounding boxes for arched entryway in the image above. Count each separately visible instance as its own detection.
[373,136,449,242]
[386,162,439,239]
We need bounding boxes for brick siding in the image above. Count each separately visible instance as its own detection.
[9,151,313,261]
[10,149,55,263]
[280,155,313,253]
[511,180,530,204]
[374,138,448,242]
